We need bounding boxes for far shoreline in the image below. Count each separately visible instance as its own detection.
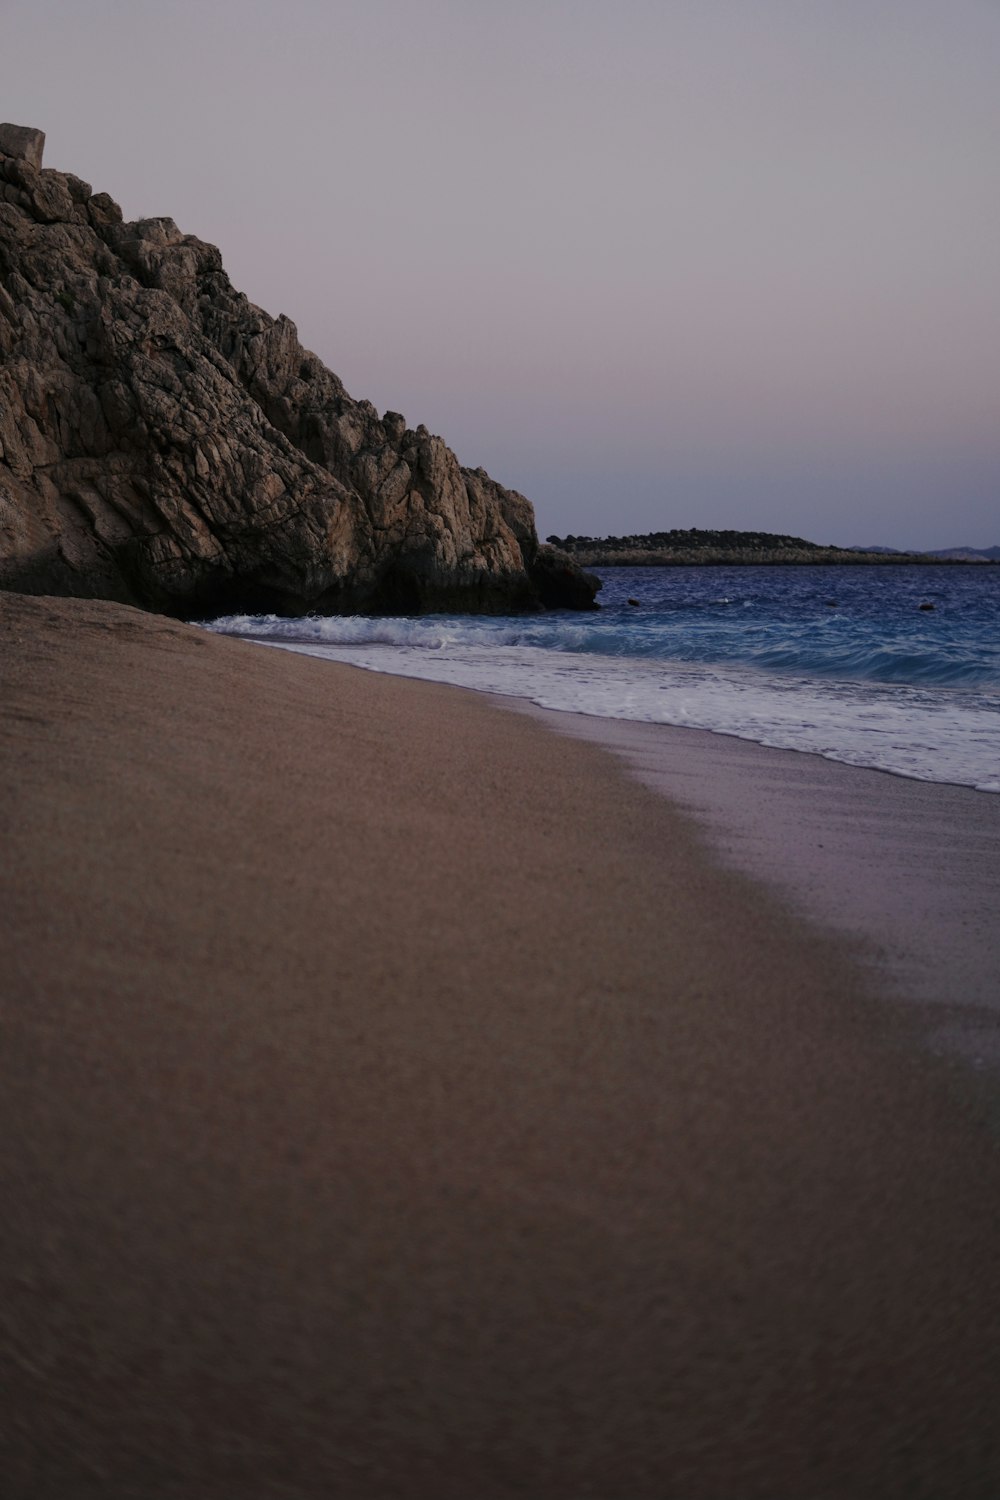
[579,554,1000,567]
[548,528,999,568]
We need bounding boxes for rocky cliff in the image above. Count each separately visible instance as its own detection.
[0,125,598,616]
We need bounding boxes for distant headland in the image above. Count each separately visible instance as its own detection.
[547,529,1000,567]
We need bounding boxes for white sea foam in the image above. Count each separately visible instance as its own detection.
[207,615,1000,793]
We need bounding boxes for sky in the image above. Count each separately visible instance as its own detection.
[3,0,998,548]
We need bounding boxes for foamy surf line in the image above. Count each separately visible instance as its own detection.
[220,623,1000,1073]
[210,618,1000,794]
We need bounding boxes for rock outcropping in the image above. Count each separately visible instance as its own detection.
[0,125,599,615]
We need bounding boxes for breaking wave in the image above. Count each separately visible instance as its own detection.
[204,565,1000,792]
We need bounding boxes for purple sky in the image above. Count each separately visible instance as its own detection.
[5,0,998,548]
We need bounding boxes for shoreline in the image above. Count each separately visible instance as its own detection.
[569,554,1000,567]
[241,596,1000,795]
[501,702,1000,1077]
[3,592,1000,1497]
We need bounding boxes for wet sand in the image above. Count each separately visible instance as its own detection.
[2,592,1000,1499]
[508,706,1000,1073]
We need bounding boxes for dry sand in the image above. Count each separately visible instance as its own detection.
[2,592,1000,1499]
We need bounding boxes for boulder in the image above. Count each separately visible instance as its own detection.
[0,123,45,169]
[529,546,602,610]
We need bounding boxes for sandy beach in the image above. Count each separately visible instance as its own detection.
[3,592,1000,1499]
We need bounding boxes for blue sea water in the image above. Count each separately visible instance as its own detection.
[208,564,1000,793]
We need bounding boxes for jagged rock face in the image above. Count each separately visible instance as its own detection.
[0,126,598,615]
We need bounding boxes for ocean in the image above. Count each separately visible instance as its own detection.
[208,564,1000,794]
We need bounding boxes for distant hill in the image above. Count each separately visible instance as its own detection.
[547,529,999,567]
[924,546,1000,561]
[853,545,1000,561]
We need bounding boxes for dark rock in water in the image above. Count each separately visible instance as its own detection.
[527,546,602,611]
[919,603,936,611]
[627,597,640,607]
[825,599,838,607]
[0,127,599,617]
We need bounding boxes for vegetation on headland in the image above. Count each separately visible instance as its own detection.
[546,529,999,567]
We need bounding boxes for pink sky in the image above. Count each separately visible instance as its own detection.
[4,0,998,548]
